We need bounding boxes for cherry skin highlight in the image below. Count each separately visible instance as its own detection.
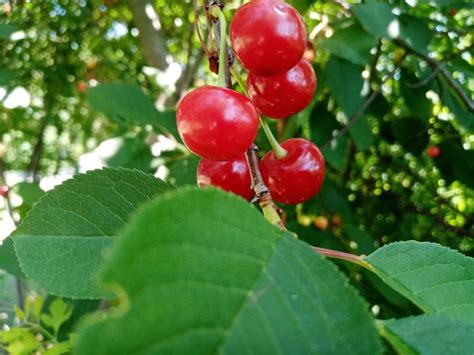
[176,86,259,161]
[260,138,325,204]
[197,155,254,201]
[230,0,306,76]
[248,59,316,119]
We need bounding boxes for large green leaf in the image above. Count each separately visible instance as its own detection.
[434,140,474,188]
[287,0,313,14]
[13,168,174,299]
[398,15,431,54]
[86,83,178,137]
[0,238,24,277]
[349,116,373,151]
[75,189,381,354]
[0,24,18,40]
[380,315,474,355]
[441,79,474,132]
[353,2,397,38]
[325,56,366,116]
[320,24,378,66]
[366,241,474,322]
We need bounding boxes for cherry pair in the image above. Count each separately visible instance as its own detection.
[231,0,317,119]
[197,139,325,205]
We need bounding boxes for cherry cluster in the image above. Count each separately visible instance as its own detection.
[177,0,325,205]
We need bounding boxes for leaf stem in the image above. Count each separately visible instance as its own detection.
[312,247,375,272]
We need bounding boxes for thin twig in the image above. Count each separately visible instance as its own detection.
[395,39,474,113]
[322,53,408,149]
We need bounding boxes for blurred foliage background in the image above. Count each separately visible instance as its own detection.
[0,0,473,350]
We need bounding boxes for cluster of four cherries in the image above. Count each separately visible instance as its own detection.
[176,0,325,205]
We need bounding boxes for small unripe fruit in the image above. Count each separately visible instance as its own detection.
[331,214,342,227]
[314,216,329,231]
[427,146,441,158]
[303,40,315,62]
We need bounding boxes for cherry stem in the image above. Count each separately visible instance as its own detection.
[230,67,288,159]
[312,247,375,272]
[210,5,227,88]
[259,116,288,159]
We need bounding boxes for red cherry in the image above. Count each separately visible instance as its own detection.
[230,0,307,76]
[197,155,254,201]
[177,86,259,161]
[0,185,9,198]
[427,146,441,158]
[77,81,87,92]
[260,138,325,204]
[248,59,316,119]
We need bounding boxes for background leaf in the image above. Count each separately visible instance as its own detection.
[76,189,381,354]
[366,241,474,322]
[86,83,178,137]
[380,315,474,355]
[13,168,174,299]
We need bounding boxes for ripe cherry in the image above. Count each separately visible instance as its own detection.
[230,0,306,76]
[177,86,259,161]
[248,59,316,119]
[77,81,87,92]
[314,216,329,231]
[0,185,9,198]
[427,146,441,158]
[197,155,253,201]
[260,138,325,204]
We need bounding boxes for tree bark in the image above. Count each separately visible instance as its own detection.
[129,0,169,70]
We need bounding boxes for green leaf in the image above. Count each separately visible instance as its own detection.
[380,315,474,355]
[0,238,24,277]
[75,189,381,354]
[391,116,429,154]
[0,24,18,40]
[105,137,153,172]
[41,299,74,336]
[399,68,433,120]
[287,0,312,14]
[12,168,174,299]
[366,241,474,321]
[434,140,474,188]
[353,2,397,38]
[86,83,178,137]
[441,79,474,132]
[166,155,200,186]
[398,15,431,54]
[320,24,378,65]
[12,182,45,219]
[326,56,366,116]
[321,135,348,171]
[349,116,373,151]
[0,68,16,85]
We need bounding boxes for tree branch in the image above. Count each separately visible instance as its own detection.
[129,0,169,70]
[395,39,474,113]
[322,53,408,149]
